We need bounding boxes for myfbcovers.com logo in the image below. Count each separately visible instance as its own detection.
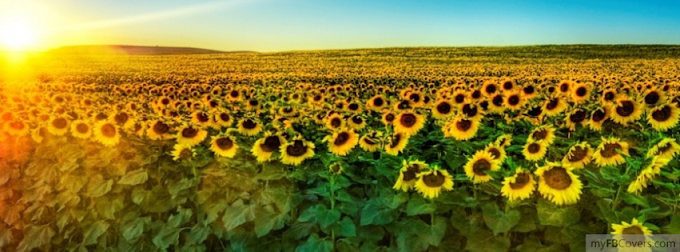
[586,234,680,252]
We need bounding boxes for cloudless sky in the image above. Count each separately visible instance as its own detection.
[3,0,680,51]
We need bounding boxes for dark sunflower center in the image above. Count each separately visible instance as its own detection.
[330,118,342,128]
[334,132,350,145]
[527,106,543,117]
[153,122,170,134]
[503,81,513,90]
[651,106,671,122]
[576,87,587,97]
[409,94,420,103]
[181,127,198,138]
[220,113,230,122]
[390,134,402,148]
[76,123,89,133]
[283,107,293,113]
[528,143,541,154]
[473,159,491,176]
[569,110,587,123]
[386,114,395,122]
[373,97,384,106]
[348,103,359,111]
[286,140,308,157]
[161,98,170,105]
[242,119,257,129]
[492,95,504,106]
[604,92,615,101]
[543,166,572,190]
[567,146,588,162]
[454,94,465,103]
[508,95,520,106]
[230,90,239,97]
[101,124,116,138]
[523,86,535,95]
[509,172,531,189]
[436,102,451,114]
[134,124,142,132]
[546,98,559,110]
[532,129,548,141]
[560,83,569,92]
[422,172,446,187]
[10,121,24,130]
[462,104,478,117]
[260,136,282,152]
[601,143,622,158]
[53,118,68,129]
[622,226,644,235]
[471,90,482,99]
[655,143,672,155]
[363,137,376,145]
[352,116,363,124]
[398,101,410,109]
[488,148,501,160]
[592,109,606,122]
[485,84,497,94]
[179,148,193,159]
[456,119,472,131]
[216,137,234,150]
[645,92,660,105]
[195,113,209,122]
[400,114,417,128]
[615,101,635,117]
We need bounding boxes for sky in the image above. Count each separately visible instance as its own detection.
[1,0,680,52]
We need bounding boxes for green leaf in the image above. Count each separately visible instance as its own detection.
[118,169,149,185]
[298,205,322,223]
[406,196,437,216]
[121,217,149,242]
[187,225,211,244]
[82,220,110,246]
[464,229,510,252]
[254,207,288,238]
[168,178,198,199]
[168,207,193,228]
[0,226,12,249]
[317,207,341,229]
[152,226,181,250]
[620,193,649,208]
[536,199,580,227]
[420,216,447,247]
[256,164,286,181]
[333,217,357,238]
[664,213,680,234]
[600,166,624,182]
[512,207,538,233]
[16,224,55,252]
[296,234,332,252]
[482,203,521,235]
[86,174,113,198]
[223,199,251,231]
[360,199,394,226]
[284,222,314,240]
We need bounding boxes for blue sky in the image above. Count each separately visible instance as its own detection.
[4,0,680,51]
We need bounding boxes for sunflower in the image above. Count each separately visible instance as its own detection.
[31,126,48,143]
[646,138,680,160]
[451,90,468,107]
[147,120,173,140]
[562,142,593,169]
[484,143,508,163]
[528,125,556,145]
[347,115,366,130]
[542,96,568,117]
[214,111,233,128]
[359,131,383,152]
[384,132,409,156]
[535,162,582,205]
[280,136,315,166]
[494,134,513,148]
[464,150,502,184]
[504,91,525,111]
[210,134,238,158]
[176,124,208,147]
[442,116,479,141]
[237,118,263,136]
[93,120,120,147]
[522,141,548,161]
[251,132,287,162]
[488,93,506,114]
[565,109,588,131]
[70,119,92,139]
[522,84,538,99]
[191,111,214,128]
[432,99,454,120]
[570,83,591,104]
[171,143,196,161]
[482,82,499,97]
[641,88,666,108]
[501,168,536,202]
[4,119,29,137]
[647,103,679,131]
[326,128,359,156]
[414,165,454,199]
[611,218,652,235]
[326,113,345,131]
[600,88,618,105]
[393,160,428,192]
[610,97,643,125]
[394,110,426,136]
[593,137,630,167]
[48,116,70,136]
[460,103,484,121]
[588,107,609,131]
[627,156,670,194]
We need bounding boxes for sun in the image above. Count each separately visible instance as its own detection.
[0,19,38,51]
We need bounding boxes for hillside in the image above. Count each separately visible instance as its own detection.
[47,45,231,55]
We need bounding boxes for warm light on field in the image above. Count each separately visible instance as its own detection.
[0,19,39,51]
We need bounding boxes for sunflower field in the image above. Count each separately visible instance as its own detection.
[1,45,680,252]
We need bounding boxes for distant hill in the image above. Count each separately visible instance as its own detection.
[47,45,246,55]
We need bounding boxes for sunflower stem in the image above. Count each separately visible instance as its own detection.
[329,172,336,252]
